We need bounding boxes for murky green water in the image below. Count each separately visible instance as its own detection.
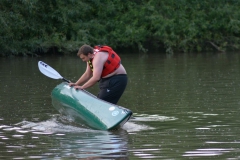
[1,52,240,159]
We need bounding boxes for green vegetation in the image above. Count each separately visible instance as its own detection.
[0,0,240,56]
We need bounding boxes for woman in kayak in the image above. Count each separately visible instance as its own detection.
[69,44,127,104]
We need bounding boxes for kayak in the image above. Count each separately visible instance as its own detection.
[51,82,132,130]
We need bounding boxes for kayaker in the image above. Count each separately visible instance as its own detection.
[69,44,127,104]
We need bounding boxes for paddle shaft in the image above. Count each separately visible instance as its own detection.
[62,77,70,83]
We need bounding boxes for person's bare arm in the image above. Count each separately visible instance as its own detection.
[69,63,92,86]
[77,52,107,89]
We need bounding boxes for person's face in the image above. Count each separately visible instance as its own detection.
[79,53,91,62]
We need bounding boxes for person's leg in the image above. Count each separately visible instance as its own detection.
[98,75,128,104]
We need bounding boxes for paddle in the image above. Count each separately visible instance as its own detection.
[38,61,70,83]
[38,61,94,96]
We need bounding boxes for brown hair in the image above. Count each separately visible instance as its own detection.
[77,45,94,56]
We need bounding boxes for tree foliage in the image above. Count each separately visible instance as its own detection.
[0,0,240,56]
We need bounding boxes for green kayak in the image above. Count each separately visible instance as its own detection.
[51,82,132,130]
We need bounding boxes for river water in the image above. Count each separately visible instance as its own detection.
[0,52,240,159]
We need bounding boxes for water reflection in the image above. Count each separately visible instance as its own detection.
[1,53,240,159]
[0,113,172,159]
[0,116,129,159]
[183,148,234,157]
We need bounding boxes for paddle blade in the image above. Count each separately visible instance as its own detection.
[38,61,63,80]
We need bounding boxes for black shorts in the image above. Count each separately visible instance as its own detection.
[97,74,128,104]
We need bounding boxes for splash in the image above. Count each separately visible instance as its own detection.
[15,116,98,134]
[130,113,178,122]
[14,115,150,133]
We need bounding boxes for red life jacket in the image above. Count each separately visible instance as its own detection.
[88,45,121,77]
